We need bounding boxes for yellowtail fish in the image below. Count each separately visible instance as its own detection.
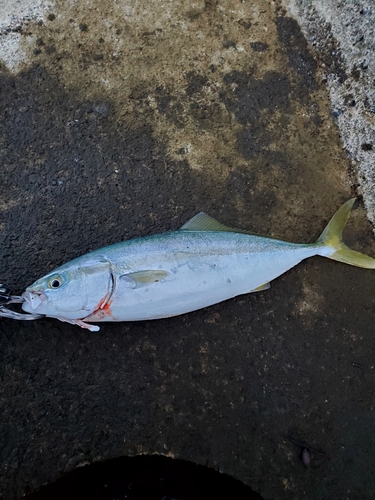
[21,199,375,331]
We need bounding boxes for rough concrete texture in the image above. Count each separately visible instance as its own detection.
[0,1,375,499]
[285,0,375,227]
[0,0,51,71]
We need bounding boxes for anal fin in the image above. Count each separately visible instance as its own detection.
[251,282,271,292]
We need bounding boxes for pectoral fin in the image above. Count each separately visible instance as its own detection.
[120,270,169,288]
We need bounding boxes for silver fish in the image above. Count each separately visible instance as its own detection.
[21,199,375,331]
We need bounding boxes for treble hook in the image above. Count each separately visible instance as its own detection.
[0,284,44,321]
[0,284,13,305]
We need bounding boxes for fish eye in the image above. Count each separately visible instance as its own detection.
[48,277,63,289]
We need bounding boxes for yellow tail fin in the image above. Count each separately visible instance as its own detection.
[317,198,375,269]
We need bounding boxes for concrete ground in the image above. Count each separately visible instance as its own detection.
[286,0,375,226]
[0,1,375,499]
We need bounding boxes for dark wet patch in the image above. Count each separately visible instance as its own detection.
[238,18,251,30]
[218,166,278,231]
[204,0,219,11]
[250,41,269,52]
[224,169,258,196]
[275,17,317,90]
[155,87,186,129]
[185,72,209,96]
[286,13,347,84]
[222,71,291,125]
[44,45,56,55]
[344,94,356,107]
[79,23,89,32]
[221,71,291,161]
[237,126,271,159]
[190,100,225,130]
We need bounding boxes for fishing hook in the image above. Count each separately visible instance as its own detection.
[0,284,44,321]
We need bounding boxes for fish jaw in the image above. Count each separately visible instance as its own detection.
[22,291,48,311]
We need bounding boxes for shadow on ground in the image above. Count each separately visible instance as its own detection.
[24,455,262,500]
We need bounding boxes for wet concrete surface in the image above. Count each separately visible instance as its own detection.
[1,1,375,499]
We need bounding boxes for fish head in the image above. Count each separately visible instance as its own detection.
[21,259,113,320]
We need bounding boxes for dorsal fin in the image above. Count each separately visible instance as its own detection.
[180,212,234,232]
[180,212,254,234]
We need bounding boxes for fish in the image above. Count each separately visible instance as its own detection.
[21,199,375,331]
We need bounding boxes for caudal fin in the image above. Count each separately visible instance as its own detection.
[317,198,375,268]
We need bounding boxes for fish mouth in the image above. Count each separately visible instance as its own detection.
[22,290,48,310]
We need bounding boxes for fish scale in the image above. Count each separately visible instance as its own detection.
[84,231,318,323]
